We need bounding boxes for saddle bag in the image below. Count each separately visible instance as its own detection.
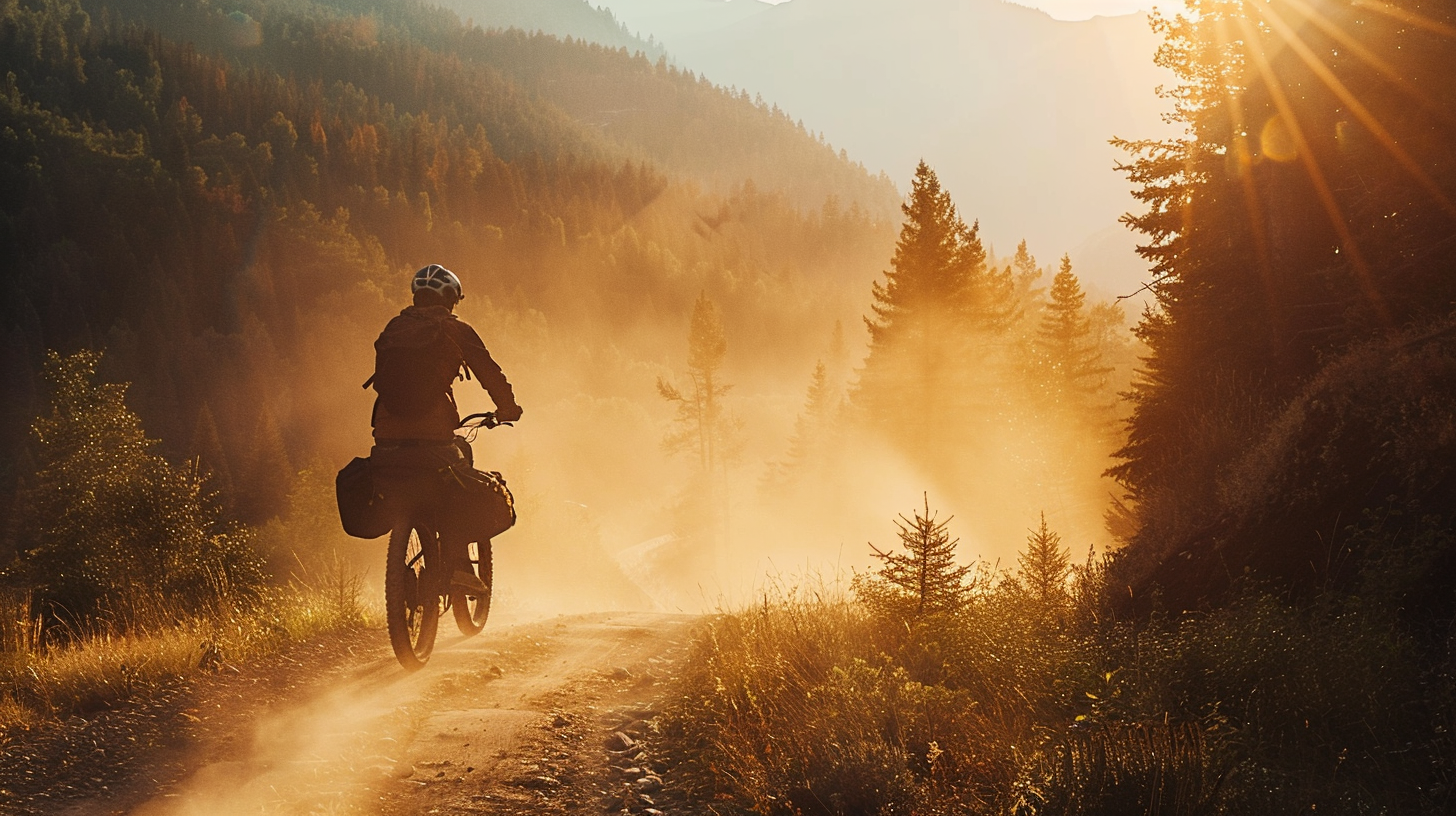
[336,456,390,539]
[444,464,516,543]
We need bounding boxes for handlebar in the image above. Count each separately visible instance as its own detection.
[459,412,513,430]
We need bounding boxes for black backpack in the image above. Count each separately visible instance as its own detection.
[366,312,464,417]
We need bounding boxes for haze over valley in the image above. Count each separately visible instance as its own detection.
[446,0,1178,298]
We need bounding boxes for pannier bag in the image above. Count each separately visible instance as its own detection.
[445,463,516,543]
[337,449,514,543]
[336,456,390,539]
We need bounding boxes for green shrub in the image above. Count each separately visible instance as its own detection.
[7,351,265,633]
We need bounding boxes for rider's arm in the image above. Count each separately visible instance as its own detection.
[449,319,522,420]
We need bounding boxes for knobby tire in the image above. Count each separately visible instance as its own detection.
[451,539,492,636]
[386,520,440,670]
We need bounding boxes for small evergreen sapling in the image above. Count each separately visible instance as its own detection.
[858,495,974,616]
[1018,512,1071,607]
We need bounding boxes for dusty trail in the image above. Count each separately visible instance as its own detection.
[58,612,696,816]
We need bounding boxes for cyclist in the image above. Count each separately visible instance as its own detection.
[368,264,522,594]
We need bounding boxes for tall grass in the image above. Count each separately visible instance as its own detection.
[0,561,368,729]
[662,548,1454,814]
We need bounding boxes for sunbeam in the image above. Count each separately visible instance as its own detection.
[1281,0,1456,129]
[1352,0,1456,38]
[1252,0,1456,220]
[1234,13,1391,323]
[1213,14,1279,319]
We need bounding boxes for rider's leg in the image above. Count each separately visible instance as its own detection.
[442,531,487,594]
[441,533,470,571]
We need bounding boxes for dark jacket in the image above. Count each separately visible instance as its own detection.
[371,305,518,442]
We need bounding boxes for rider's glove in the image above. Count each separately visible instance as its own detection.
[496,403,523,423]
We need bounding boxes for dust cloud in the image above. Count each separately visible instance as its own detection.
[441,305,1127,616]
[276,204,1131,619]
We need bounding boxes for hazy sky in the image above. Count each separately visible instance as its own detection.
[587,0,1174,299]
[1011,0,1158,19]
[748,0,1159,20]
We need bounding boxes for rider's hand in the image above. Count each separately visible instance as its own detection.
[496,403,523,423]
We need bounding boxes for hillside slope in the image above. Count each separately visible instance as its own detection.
[438,0,662,56]
[0,0,897,581]
[497,0,1174,289]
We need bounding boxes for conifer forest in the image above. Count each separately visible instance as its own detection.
[1,0,1454,813]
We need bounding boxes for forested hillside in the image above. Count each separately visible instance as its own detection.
[433,0,661,58]
[0,0,898,571]
[1109,0,1456,615]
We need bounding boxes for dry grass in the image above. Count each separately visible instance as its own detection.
[0,569,369,729]
[661,560,1453,815]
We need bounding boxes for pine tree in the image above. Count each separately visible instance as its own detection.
[187,402,234,506]
[658,293,741,545]
[864,162,976,354]
[767,360,837,489]
[1012,239,1040,287]
[860,495,974,616]
[239,405,293,523]
[1035,255,1110,406]
[1018,513,1071,606]
[857,162,997,456]
[1110,0,1456,537]
[1007,239,1045,322]
[658,292,734,476]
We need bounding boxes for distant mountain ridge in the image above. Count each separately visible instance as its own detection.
[472,0,1176,292]
[434,0,665,58]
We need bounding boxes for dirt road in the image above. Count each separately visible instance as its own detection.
[53,612,697,816]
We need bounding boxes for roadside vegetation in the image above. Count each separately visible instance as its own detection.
[0,351,368,729]
[662,502,1455,815]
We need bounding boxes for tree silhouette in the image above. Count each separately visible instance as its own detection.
[1110,0,1456,589]
[658,293,742,547]
[658,292,734,475]
[763,359,839,491]
[1035,255,1111,408]
[1011,239,1041,287]
[239,405,293,524]
[864,162,979,356]
[187,402,234,507]
[857,162,993,457]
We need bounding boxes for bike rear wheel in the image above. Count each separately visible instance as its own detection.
[385,520,441,670]
[451,539,492,636]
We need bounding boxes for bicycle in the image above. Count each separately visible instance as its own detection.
[381,411,511,670]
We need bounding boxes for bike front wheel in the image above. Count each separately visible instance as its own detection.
[385,520,441,670]
[451,539,492,636]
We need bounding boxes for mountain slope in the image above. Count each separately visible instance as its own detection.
[0,0,897,557]
[505,0,1175,288]
[436,0,663,56]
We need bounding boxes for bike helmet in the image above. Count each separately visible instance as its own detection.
[411,264,463,303]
